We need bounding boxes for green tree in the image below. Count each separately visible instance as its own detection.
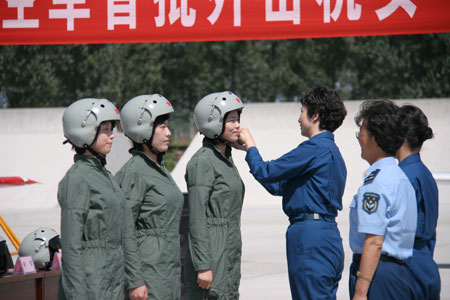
[1,33,449,111]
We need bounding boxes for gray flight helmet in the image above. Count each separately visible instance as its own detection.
[62,98,120,148]
[19,227,60,270]
[194,91,244,139]
[120,94,174,144]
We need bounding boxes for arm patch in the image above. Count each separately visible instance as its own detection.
[363,192,380,214]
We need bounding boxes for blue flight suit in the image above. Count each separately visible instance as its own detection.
[349,157,417,299]
[399,153,440,300]
[245,131,346,300]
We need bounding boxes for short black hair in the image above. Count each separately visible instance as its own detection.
[399,105,433,150]
[132,141,144,151]
[74,146,86,155]
[355,100,403,156]
[300,86,347,132]
[154,113,170,127]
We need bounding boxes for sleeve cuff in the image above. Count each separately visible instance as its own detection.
[358,225,385,236]
[245,146,258,161]
[194,263,211,272]
[127,278,146,290]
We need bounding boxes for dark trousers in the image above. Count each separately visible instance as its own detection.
[349,259,415,299]
[406,242,441,300]
[286,220,344,300]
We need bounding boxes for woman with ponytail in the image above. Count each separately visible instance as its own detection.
[396,104,441,300]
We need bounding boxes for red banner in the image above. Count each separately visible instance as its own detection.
[1,0,449,45]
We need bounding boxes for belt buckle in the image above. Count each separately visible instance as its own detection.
[313,213,320,220]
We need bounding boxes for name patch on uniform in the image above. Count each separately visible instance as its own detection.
[364,169,380,184]
[363,192,380,214]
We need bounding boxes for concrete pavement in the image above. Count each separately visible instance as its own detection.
[239,204,450,299]
[2,203,449,299]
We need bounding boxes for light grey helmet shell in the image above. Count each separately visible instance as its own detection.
[18,227,59,269]
[63,98,120,148]
[194,91,243,139]
[120,94,174,143]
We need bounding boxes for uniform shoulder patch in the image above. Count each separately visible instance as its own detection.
[363,192,380,214]
[364,169,380,184]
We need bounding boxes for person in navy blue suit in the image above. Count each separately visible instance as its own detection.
[236,86,347,300]
[396,104,440,300]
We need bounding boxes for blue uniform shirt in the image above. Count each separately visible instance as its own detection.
[399,153,439,250]
[349,157,417,259]
[245,131,346,219]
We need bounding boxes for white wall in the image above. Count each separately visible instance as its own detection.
[2,99,449,211]
[0,108,132,210]
[172,99,450,211]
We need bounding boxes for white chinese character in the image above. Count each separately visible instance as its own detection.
[49,0,90,31]
[266,0,300,25]
[154,0,165,27]
[375,0,416,21]
[316,0,361,22]
[315,0,342,23]
[207,0,241,27]
[347,0,361,21]
[107,0,136,30]
[168,0,196,27]
[2,0,39,29]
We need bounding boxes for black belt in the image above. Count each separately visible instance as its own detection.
[289,213,334,224]
[353,254,405,265]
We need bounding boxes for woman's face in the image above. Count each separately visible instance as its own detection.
[91,121,115,155]
[298,106,314,138]
[358,122,377,164]
[220,110,240,143]
[152,120,171,153]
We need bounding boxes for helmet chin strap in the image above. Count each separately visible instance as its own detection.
[145,139,165,164]
[85,145,107,166]
[217,137,231,146]
[213,133,232,147]
[215,119,234,147]
[210,136,232,158]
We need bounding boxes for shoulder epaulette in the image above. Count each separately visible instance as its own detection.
[364,169,380,184]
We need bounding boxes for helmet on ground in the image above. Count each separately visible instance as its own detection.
[19,227,60,270]
[194,91,243,139]
[120,94,174,143]
[63,98,120,148]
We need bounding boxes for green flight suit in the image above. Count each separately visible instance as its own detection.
[57,155,144,300]
[184,139,245,300]
[115,150,184,300]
